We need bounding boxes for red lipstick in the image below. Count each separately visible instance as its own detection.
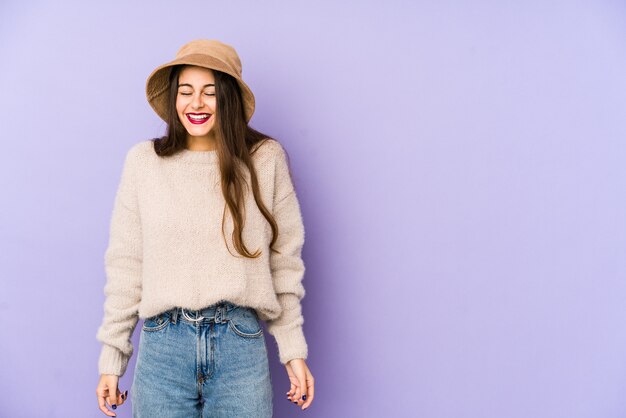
[186,113,211,125]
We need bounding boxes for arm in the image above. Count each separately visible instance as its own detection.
[265,143,308,365]
[95,146,143,377]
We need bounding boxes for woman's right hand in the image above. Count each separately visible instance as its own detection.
[96,374,128,416]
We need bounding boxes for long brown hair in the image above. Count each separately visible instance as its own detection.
[150,64,284,258]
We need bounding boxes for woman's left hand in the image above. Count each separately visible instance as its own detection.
[285,358,315,410]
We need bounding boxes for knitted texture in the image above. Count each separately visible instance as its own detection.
[95,139,308,376]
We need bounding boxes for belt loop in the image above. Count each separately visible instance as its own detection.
[215,305,222,324]
[222,303,228,322]
[171,307,178,324]
[215,304,226,324]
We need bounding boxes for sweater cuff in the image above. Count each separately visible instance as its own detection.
[271,323,308,365]
[98,344,130,377]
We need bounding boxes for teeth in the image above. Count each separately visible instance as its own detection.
[189,114,210,120]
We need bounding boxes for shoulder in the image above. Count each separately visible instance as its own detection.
[127,139,155,159]
[251,138,289,165]
[123,139,156,166]
[116,140,156,178]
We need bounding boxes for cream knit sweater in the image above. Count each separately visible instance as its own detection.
[95,139,308,376]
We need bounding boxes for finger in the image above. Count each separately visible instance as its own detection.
[107,387,120,413]
[302,373,315,410]
[97,388,117,417]
[116,388,126,405]
[291,379,301,405]
[293,371,306,406]
[287,381,297,401]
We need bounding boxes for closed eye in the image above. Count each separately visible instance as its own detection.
[179,93,215,96]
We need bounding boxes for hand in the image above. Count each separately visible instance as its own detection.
[285,358,315,410]
[96,374,128,416]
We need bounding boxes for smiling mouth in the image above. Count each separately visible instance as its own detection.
[186,113,212,124]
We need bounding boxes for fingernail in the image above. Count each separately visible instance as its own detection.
[112,404,117,410]
[302,394,307,400]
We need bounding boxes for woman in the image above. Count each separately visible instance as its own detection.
[95,39,315,417]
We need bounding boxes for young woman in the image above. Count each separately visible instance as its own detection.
[95,39,314,417]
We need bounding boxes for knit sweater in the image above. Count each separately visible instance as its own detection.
[95,138,308,376]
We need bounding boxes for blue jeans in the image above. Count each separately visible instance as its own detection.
[130,301,273,417]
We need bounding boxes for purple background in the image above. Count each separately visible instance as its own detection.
[1,1,625,417]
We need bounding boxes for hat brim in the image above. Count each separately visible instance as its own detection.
[146,54,256,123]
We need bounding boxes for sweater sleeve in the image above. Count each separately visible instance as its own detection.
[95,145,143,377]
[265,143,309,365]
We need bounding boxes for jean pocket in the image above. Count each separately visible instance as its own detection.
[142,311,172,332]
[228,308,263,338]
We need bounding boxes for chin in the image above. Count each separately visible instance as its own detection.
[191,129,213,137]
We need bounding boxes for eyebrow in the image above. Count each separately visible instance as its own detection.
[177,83,215,88]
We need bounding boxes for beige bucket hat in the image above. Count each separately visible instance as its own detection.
[145,39,256,123]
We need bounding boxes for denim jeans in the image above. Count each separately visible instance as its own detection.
[130,301,273,417]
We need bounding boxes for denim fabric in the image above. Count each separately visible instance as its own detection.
[130,301,273,417]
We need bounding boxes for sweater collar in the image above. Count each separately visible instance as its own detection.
[171,148,219,164]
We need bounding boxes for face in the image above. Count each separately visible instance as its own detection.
[176,66,217,144]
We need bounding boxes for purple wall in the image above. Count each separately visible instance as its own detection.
[1,1,625,417]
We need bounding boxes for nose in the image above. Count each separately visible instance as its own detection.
[191,92,204,110]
